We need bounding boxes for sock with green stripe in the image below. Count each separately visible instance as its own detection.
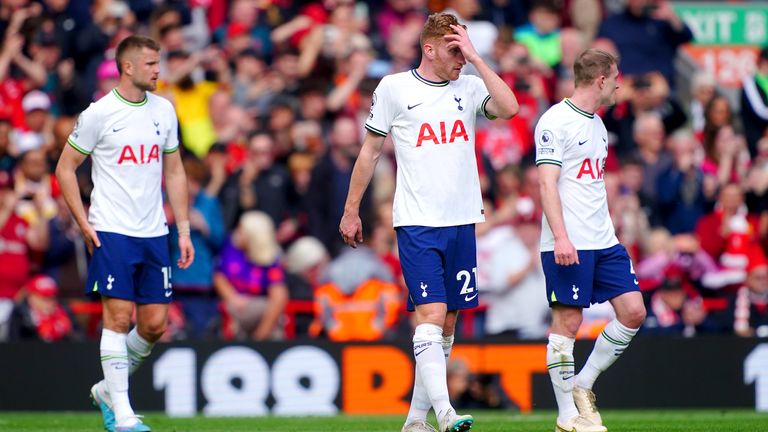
[127,327,154,375]
[547,333,578,423]
[575,319,638,390]
[100,328,136,426]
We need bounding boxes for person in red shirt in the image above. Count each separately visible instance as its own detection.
[0,170,48,301]
[0,169,48,340]
[695,183,760,270]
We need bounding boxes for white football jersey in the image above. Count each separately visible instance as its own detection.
[365,70,493,227]
[67,89,179,237]
[534,99,618,251]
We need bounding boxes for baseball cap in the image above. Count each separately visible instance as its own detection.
[227,22,250,39]
[97,59,120,81]
[26,274,59,298]
[22,90,51,113]
[285,236,328,274]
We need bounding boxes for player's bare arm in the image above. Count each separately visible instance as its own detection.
[538,163,579,266]
[163,150,195,269]
[55,144,101,254]
[339,131,385,248]
[446,24,519,120]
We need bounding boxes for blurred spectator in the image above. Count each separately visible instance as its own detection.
[604,73,687,159]
[158,46,230,158]
[169,157,226,339]
[213,0,271,58]
[284,236,330,302]
[744,136,768,227]
[284,236,330,337]
[689,72,716,136]
[14,148,58,225]
[41,0,81,60]
[630,112,672,211]
[606,171,650,260]
[740,46,768,158]
[210,90,254,147]
[482,213,549,339]
[478,0,529,29]
[213,211,289,341]
[730,251,768,337]
[656,130,716,234]
[702,125,750,187]
[307,116,372,256]
[8,274,76,342]
[93,57,119,101]
[636,230,719,293]
[641,267,715,337]
[597,0,693,89]
[695,183,761,271]
[11,90,53,155]
[230,47,274,117]
[0,170,48,337]
[296,0,370,81]
[514,0,562,69]
[309,233,400,341]
[0,118,15,172]
[219,131,292,235]
[447,358,511,410]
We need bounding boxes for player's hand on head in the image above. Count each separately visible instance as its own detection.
[445,24,480,64]
[177,235,195,269]
[339,212,363,248]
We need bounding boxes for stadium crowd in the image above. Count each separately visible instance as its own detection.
[0,0,767,346]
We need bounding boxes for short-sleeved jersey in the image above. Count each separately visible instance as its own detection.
[365,70,494,228]
[534,98,618,251]
[67,89,179,237]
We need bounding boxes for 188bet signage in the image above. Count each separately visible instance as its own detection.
[0,338,765,414]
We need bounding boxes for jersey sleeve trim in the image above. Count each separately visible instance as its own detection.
[365,124,388,137]
[535,159,562,167]
[481,95,497,120]
[163,146,179,154]
[67,138,91,155]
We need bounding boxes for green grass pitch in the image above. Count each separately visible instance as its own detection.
[1,410,766,431]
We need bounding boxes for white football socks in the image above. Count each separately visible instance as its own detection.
[412,324,452,421]
[95,328,155,402]
[127,328,154,375]
[405,333,455,424]
[576,319,638,390]
[547,333,578,423]
[100,329,135,426]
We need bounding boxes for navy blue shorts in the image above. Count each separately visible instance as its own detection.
[396,225,479,312]
[85,231,173,304]
[541,243,639,308]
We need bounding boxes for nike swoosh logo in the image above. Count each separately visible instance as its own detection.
[407,103,423,110]
[113,127,126,133]
[563,375,574,380]
[634,279,639,285]
[414,348,429,357]
[465,292,478,302]
[165,290,173,297]
[578,140,588,145]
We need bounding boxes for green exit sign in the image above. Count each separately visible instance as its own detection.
[675,3,768,45]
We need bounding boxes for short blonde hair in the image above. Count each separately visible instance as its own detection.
[573,48,617,88]
[238,211,281,266]
[420,13,466,46]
